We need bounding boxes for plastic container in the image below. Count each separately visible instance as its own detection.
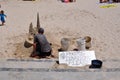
[76,38,86,51]
[61,38,70,51]
[84,36,92,49]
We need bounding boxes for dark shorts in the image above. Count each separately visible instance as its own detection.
[1,18,5,23]
[35,50,51,57]
[36,44,51,57]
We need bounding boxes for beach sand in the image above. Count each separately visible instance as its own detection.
[0,0,120,60]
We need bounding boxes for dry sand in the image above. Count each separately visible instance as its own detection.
[0,0,120,60]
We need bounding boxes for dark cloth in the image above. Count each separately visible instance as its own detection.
[37,50,51,57]
[34,33,52,57]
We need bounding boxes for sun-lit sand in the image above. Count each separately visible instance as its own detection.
[0,0,120,60]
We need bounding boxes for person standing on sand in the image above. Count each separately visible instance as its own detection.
[0,10,7,26]
[31,28,53,58]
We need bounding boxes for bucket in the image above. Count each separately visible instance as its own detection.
[84,36,92,49]
[60,38,70,51]
[76,38,86,51]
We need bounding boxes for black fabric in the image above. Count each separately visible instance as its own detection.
[35,36,41,53]
[36,50,51,57]
[89,60,102,68]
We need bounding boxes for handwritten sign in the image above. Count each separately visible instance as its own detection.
[59,51,96,67]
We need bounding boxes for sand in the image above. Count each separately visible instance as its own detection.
[0,0,120,60]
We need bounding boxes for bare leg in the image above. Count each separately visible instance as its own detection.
[2,21,5,26]
[30,43,37,57]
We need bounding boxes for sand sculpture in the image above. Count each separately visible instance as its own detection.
[24,13,40,48]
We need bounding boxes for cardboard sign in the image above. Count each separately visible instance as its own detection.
[59,51,96,67]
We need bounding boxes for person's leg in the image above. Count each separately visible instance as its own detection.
[2,21,5,25]
[1,19,5,25]
[31,44,41,57]
[32,43,36,53]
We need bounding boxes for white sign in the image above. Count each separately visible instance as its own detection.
[59,51,96,67]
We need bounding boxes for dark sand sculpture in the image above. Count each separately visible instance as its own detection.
[24,13,40,48]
